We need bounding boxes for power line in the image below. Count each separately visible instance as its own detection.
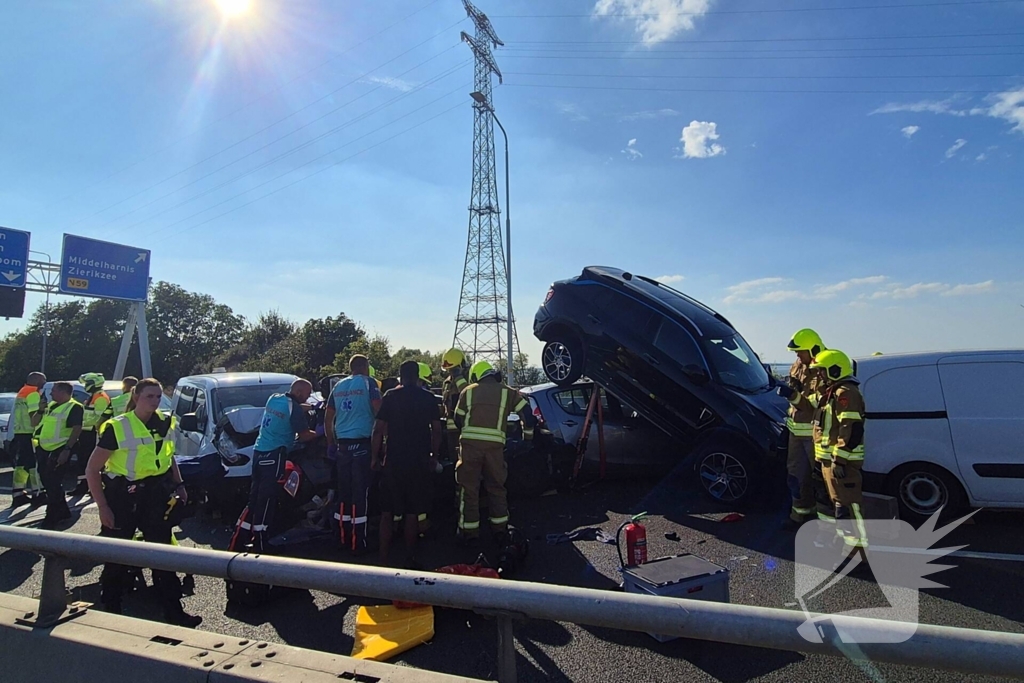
[107,63,471,238]
[507,30,1024,44]
[54,0,458,205]
[503,51,1024,60]
[501,43,1024,53]
[492,0,1023,18]
[505,70,1016,79]
[87,44,466,233]
[146,89,469,243]
[504,82,993,93]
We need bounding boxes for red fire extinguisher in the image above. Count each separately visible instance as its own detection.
[617,512,648,568]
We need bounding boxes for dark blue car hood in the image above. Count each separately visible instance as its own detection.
[735,388,788,424]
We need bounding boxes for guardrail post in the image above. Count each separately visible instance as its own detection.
[496,614,516,683]
[36,554,68,627]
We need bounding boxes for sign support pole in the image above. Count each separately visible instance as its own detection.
[112,305,138,381]
[136,301,152,379]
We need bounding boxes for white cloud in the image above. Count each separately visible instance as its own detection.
[679,120,725,159]
[901,125,920,139]
[555,102,589,122]
[621,138,643,160]
[365,75,414,92]
[725,276,888,305]
[619,108,680,121]
[942,280,995,296]
[945,139,967,159]
[655,274,685,285]
[871,87,1024,134]
[976,152,988,162]
[593,0,712,45]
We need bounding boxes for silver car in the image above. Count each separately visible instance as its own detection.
[520,381,684,470]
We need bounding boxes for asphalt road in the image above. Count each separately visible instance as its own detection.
[2,461,1023,683]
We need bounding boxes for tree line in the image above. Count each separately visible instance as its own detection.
[0,282,542,390]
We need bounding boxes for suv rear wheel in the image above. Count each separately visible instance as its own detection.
[542,337,584,387]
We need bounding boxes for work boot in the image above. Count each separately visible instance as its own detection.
[7,494,31,510]
[30,495,46,509]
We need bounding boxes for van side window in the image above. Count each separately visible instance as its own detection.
[175,386,196,417]
[939,362,1024,419]
[553,386,611,417]
[653,317,704,368]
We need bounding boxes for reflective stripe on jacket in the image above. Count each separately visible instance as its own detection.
[13,385,42,435]
[104,410,174,481]
[35,399,82,452]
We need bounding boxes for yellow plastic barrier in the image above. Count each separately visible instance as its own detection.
[351,604,434,662]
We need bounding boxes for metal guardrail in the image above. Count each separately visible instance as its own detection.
[2,525,1024,681]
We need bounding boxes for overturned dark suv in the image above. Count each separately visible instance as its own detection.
[534,266,788,505]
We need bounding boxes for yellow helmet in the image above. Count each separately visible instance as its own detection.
[442,348,465,369]
[469,360,494,384]
[811,349,854,382]
[787,328,824,356]
[368,365,377,379]
[418,362,433,384]
[79,372,105,393]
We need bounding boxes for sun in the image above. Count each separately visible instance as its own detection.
[215,0,252,18]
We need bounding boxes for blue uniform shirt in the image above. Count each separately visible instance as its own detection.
[254,393,308,452]
[331,374,380,440]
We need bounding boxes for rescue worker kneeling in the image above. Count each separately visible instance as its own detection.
[453,361,535,547]
[811,349,868,555]
[86,378,201,627]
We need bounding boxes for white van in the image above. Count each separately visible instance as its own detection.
[857,350,1024,522]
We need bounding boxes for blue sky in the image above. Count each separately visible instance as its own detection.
[1,0,1022,367]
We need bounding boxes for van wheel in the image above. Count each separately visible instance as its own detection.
[887,463,967,526]
[542,337,584,387]
[694,437,764,508]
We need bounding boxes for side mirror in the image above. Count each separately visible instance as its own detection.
[179,413,199,433]
[683,364,711,386]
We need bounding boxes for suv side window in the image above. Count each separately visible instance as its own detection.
[592,287,654,334]
[653,317,704,368]
[175,385,196,417]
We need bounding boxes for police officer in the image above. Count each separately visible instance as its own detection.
[72,372,113,496]
[453,360,535,547]
[85,378,201,627]
[811,349,868,553]
[440,349,469,463]
[8,372,46,509]
[35,382,83,529]
[326,355,381,552]
[777,329,827,529]
[231,379,316,553]
[111,376,138,416]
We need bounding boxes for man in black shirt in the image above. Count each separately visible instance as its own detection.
[371,360,442,567]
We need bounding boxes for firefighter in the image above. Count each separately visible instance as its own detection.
[71,372,113,497]
[231,379,317,554]
[8,372,46,509]
[418,362,434,389]
[110,376,138,416]
[441,348,469,463]
[453,360,536,547]
[85,378,201,627]
[811,349,868,554]
[326,355,381,553]
[35,382,83,529]
[777,329,827,529]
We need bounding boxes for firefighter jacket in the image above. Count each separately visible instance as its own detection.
[442,368,469,431]
[787,360,826,438]
[454,378,536,445]
[83,391,113,432]
[812,380,865,464]
[13,385,42,435]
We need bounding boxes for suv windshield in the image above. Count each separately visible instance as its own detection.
[702,334,770,393]
[214,383,292,420]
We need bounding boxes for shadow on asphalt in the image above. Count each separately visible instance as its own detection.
[0,549,38,592]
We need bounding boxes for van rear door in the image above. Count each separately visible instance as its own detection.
[938,356,1024,505]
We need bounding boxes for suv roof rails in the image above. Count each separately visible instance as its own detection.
[633,274,735,328]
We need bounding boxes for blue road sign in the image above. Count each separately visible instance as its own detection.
[0,226,31,289]
[60,234,151,301]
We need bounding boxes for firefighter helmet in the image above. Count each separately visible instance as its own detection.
[811,349,854,382]
[787,329,824,357]
[469,360,494,384]
[442,348,465,369]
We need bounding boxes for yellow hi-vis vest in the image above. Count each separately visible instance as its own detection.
[110,392,132,416]
[35,399,83,452]
[104,410,175,481]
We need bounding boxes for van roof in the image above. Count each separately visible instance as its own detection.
[856,349,1024,378]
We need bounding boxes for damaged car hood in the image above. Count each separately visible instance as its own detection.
[222,406,265,434]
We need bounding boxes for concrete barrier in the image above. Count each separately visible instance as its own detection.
[0,593,483,683]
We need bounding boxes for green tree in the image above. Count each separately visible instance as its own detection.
[146,282,246,383]
[301,314,364,377]
[334,334,392,376]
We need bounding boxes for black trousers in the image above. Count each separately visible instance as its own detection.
[335,438,371,550]
[242,447,287,554]
[36,448,70,522]
[72,430,97,482]
[99,473,183,614]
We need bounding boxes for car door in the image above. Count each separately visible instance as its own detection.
[640,314,716,439]
[938,357,1024,505]
[172,384,199,457]
[547,384,633,465]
